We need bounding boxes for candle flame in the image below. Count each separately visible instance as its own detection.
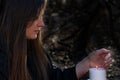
[96,66,99,69]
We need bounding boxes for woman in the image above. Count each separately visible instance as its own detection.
[0,0,111,80]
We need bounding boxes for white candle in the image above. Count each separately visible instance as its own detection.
[89,68,107,80]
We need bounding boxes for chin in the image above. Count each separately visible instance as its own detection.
[27,35,38,40]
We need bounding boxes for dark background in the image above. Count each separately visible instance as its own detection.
[43,0,120,80]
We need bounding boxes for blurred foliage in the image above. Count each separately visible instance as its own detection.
[42,0,120,79]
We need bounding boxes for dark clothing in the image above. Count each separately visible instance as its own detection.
[49,67,77,80]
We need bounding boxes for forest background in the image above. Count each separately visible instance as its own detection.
[43,0,120,80]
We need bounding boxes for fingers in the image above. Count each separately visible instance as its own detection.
[105,53,111,60]
[89,48,112,68]
[105,57,112,64]
[104,57,112,69]
[93,48,112,60]
[96,48,111,56]
[90,48,110,58]
[104,52,112,68]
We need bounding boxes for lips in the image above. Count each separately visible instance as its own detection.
[34,27,42,34]
[34,30,40,34]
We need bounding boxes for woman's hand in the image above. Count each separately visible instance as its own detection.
[75,48,112,79]
[88,48,112,69]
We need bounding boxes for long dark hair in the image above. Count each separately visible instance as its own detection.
[0,0,48,80]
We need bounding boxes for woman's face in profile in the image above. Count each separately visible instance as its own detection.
[26,9,45,39]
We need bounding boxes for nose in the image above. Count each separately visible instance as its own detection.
[37,18,45,27]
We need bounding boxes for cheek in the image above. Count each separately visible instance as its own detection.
[26,27,32,39]
[26,27,37,39]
